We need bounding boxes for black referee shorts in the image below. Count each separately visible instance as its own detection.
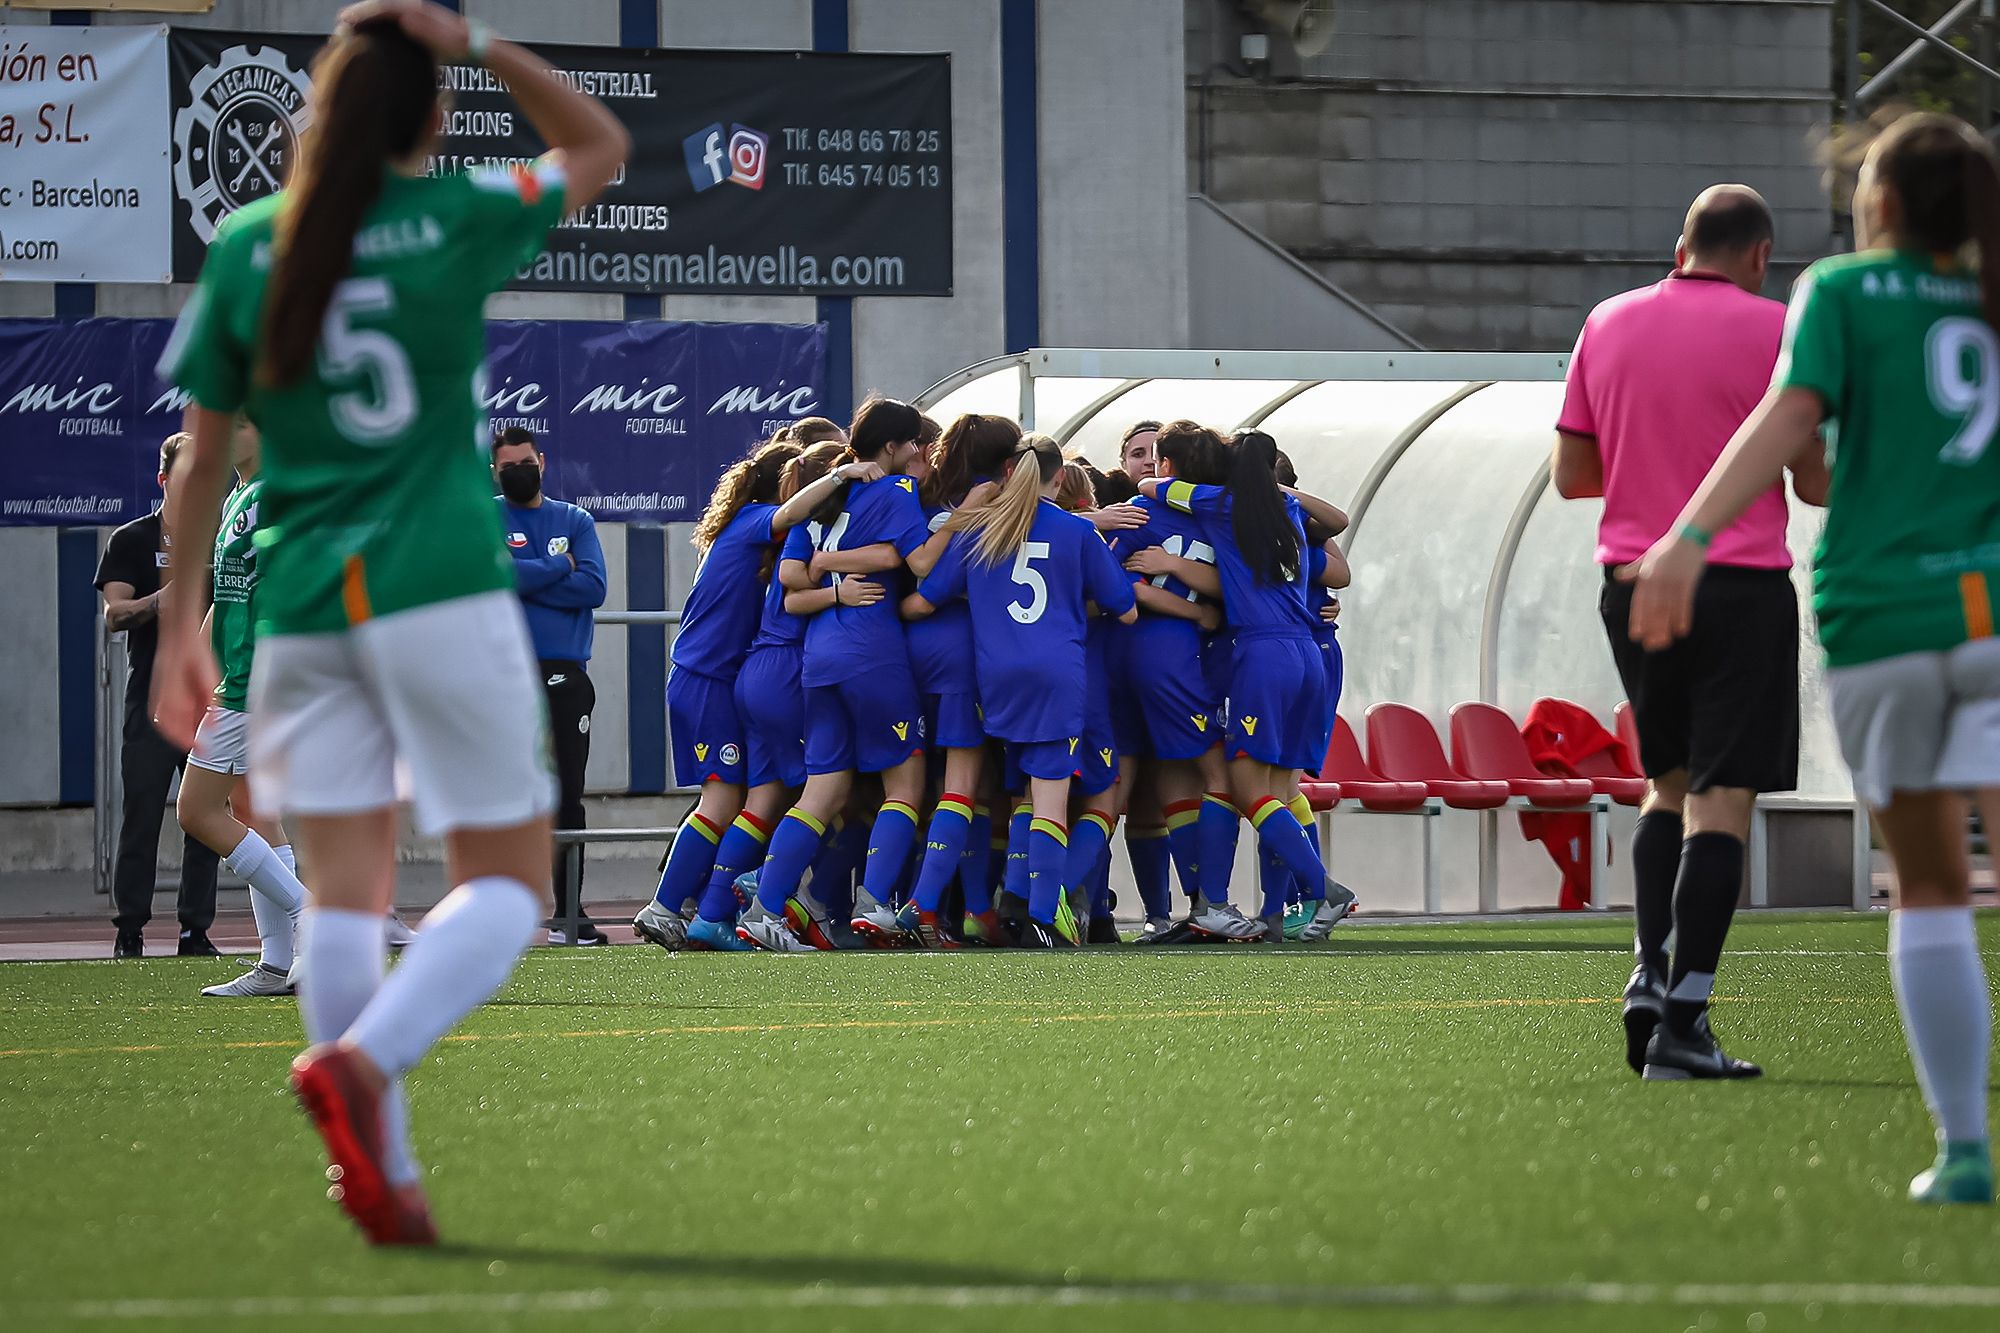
[1599,565,1800,795]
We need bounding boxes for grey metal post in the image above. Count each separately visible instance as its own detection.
[1846,0,1862,122]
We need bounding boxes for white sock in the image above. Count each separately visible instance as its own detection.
[297,907,420,1185]
[274,843,298,877]
[1890,907,1992,1145]
[345,877,540,1079]
[249,890,296,971]
[1668,971,1716,1005]
[226,829,306,915]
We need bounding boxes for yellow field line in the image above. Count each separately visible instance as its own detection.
[0,993,1874,1061]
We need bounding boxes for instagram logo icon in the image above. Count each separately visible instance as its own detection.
[685,123,769,192]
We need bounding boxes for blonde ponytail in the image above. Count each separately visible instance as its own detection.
[947,433,1062,566]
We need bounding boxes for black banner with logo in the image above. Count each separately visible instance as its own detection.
[167,31,952,296]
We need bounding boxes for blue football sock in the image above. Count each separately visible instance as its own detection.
[1196,793,1239,909]
[808,817,869,920]
[1248,797,1325,886]
[755,810,828,914]
[1259,845,1291,919]
[1126,824,1173,920]
[1027,818,1070,925]
[1064,812,1113,895]
[860,800,920,906]
[1002,805,1033,902]
[913,794,975,913]
[959,807,995,915]
[1292,793,1327,903]
[1162,800,1204,911]
[696,812,772,923]
[653,812,723,910]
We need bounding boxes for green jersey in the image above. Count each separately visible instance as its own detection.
[211,477,261,711]
[161,161,569,636]
[1775,250,2000,667]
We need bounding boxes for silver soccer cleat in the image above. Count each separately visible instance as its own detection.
[1186,902,1268,942]
[632,899,691,951]
[200,962,295,998]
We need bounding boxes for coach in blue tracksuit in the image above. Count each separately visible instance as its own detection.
[494,427,609,944]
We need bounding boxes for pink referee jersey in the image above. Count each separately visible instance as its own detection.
[1557,269,1792,569]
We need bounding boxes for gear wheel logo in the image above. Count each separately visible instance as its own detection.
[173,45,315,242]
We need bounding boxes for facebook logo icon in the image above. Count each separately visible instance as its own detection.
[683,123,769,193]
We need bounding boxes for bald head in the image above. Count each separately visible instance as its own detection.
[1677,185,1774,293]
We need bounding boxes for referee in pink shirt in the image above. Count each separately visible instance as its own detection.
[1555,185,1829,1082]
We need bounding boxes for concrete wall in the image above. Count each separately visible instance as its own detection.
[1190,0,1835,350]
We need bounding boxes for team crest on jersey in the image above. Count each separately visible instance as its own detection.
[507,532,529,549]
[173,44,315,244]
[719,743,741,767]
[1240,717,1259,736]
[1191,714,1208,733]
[229,506,254,538]
[693,743,709,761]
[548,536,571,557]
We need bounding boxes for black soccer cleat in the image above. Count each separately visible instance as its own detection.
[1085,914,1122,946]
[1018,920,1077,950]
[1642,1011,1763,1081]
[113,929,143,959]
[177,930,221,958]
[1621,963,1666,1076]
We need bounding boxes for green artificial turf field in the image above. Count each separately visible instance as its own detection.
[2,913,1998,1332]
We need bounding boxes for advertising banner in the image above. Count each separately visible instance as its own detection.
[0,318,828,527]
[0,25,172,283]
[168,30,952,296]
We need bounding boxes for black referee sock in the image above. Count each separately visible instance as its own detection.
[1630,810,1683,980]
[1666,831,1745,1037]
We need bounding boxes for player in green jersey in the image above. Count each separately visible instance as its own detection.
[176,419,314,999]
[1629,112,2000,1205]
[151,0,629,1245]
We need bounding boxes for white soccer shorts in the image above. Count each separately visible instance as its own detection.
[186,704,250,776]
[1827,637,2000,808]
[246,590,556,837]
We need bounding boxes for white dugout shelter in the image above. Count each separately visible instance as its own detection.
[919,350,1868,915]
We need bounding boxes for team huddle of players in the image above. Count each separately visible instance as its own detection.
[633,406,1359,953]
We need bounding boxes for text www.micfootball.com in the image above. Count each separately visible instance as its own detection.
[3,495,121,518]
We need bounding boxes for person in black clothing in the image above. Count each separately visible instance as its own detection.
[493,428,609,943]
[94,433,222,957]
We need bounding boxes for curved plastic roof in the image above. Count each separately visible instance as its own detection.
[920,351,1845,809]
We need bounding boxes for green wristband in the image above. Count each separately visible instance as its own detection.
[1678,522,1713,550]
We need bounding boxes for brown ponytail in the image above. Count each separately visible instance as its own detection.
[259,19,437,388]
[693,437,802,553]
[947,433,1063,566]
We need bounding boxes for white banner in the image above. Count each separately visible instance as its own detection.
[0,25,171,283]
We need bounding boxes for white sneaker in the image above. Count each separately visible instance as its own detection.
[384,913,418,948]
[633,900,690,951]
[284,956,303,992]
[1188,902,1267,942]
[201,963,294,997]
[1299,889,1358,942]
[736,909,815,953]
[850,896,909,946]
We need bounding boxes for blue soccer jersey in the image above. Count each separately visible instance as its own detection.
[750,524,816,652]
[918,500,1136,741]
[1109,496,1215,607]
[1163,482,1316,639]
[671,502,778,677]
[1306,540,1340,654]
[906,503,977,696]
[799,475,931,688]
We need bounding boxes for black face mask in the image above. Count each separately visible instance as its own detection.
[497,462,542,504]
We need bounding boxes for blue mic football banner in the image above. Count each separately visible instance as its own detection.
[166,30,953,295]
[0,317,828,527]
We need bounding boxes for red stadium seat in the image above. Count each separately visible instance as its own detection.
[1364,705,1511,810]
[1310,718,1428,812]
[1449,703,1596,807]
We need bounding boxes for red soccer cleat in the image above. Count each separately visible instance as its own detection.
[289,1043,401,1245]
[913,910,962,950]
[382,1182,439,1246]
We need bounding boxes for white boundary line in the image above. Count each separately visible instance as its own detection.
[22,1279,2000,1321]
